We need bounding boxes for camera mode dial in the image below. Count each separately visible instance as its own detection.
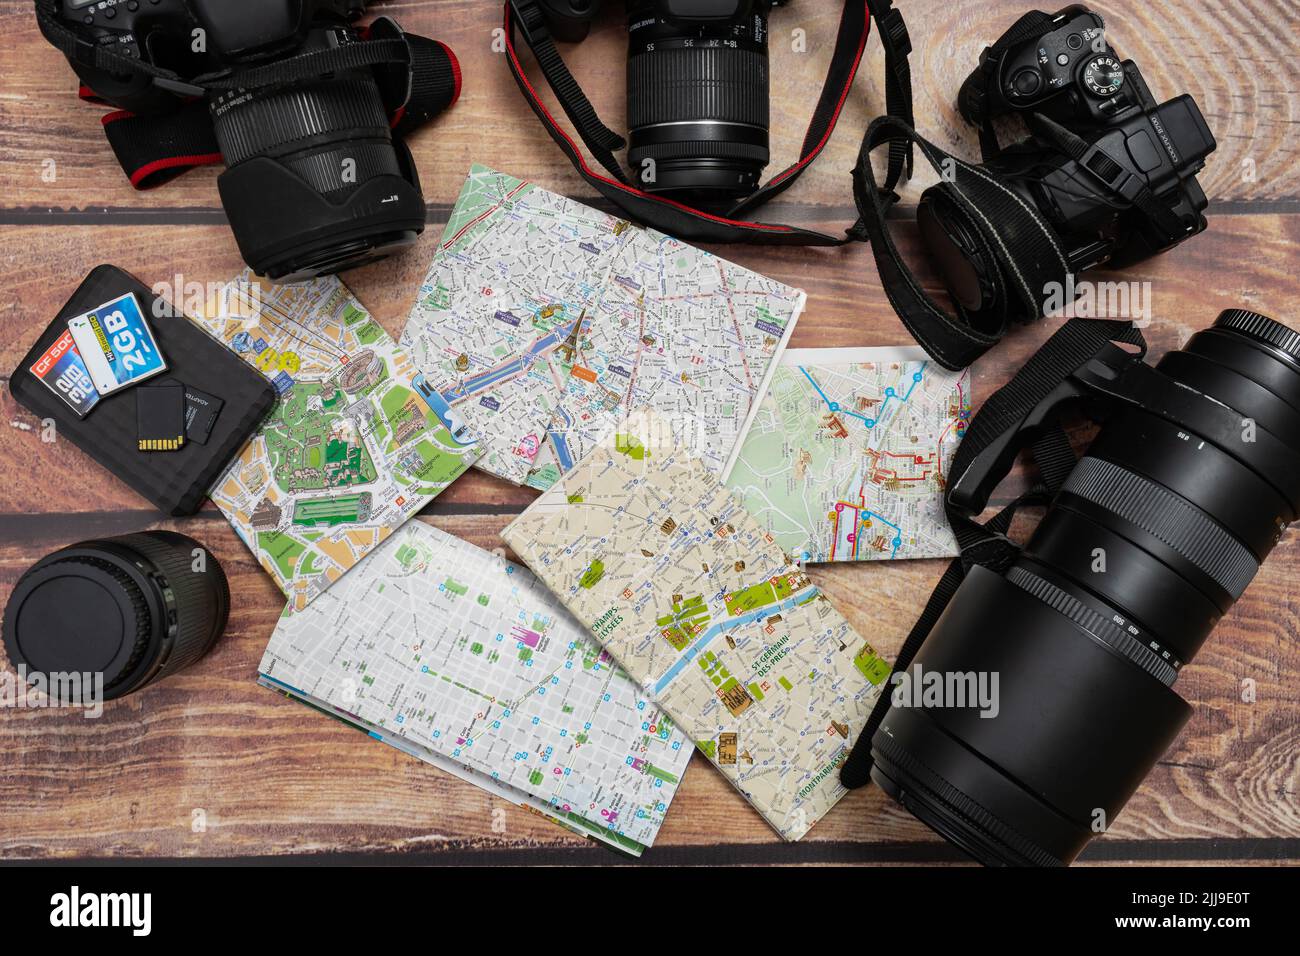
[1083,54,1125,97]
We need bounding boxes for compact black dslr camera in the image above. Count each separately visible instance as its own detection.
[920,5,1215,324]
[535,0,785,201]
[36,0,461,281]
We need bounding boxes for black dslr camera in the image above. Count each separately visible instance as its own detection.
[534,0,785,201]
[36,1,461,281]
[920,5,1215,323]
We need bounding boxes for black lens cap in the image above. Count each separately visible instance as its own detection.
[3,548,156,699]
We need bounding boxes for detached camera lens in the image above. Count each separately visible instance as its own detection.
[2,531,229,702]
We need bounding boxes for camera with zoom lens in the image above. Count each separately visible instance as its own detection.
[37,0,461,281]
[919,5,1215,326]
[536,0,785,202]
[861,310,1300,866]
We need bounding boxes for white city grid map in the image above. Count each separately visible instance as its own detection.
[259,520,692,854]
[402,165,804,491]
[727,347,971,563]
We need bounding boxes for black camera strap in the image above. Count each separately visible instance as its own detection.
[849,116,1075,370]
[1025,112,1196,243]
[957,8,1057,160]
[503,0,915,245]
[99,102,225,189]
[839,316,1147,790]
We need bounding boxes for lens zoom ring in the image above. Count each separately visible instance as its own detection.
[1214,310,1300,364]
[627,48,769,129]
[129,533,230,679]
[1063,457,1259,598]
[212,79,390,167]
[1006,567,1180,686]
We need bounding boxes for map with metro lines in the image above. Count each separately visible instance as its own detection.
[502,409,892,841]
[401,165,804,490]
[197,272,479,611]
[259,519,692,855]
[726,347,971,564]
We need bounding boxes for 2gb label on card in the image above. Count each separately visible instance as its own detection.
[68,293,167,396]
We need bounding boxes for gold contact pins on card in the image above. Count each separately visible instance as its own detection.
[139,436,184,452]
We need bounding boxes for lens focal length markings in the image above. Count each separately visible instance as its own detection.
[625,6,773,198]
[1006,565,1181,685]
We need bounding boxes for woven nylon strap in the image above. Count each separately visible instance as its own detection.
[840,317,1147,789]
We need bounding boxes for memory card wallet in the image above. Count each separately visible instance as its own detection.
[10,265,276,516]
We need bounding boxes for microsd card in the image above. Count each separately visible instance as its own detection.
[179,382,225,445]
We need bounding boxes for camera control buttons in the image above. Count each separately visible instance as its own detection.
[1083,54,1125,97]
[1010,68,1043,97]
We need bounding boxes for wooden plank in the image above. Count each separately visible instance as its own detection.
[0,510,1297,859]
[0,0,1297,863]
[0,0,1296,211]
[3,212,1298,515]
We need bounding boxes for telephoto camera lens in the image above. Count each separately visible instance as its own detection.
[625,0,774,201]
[2,532,230,703]
[866,310,1300,866]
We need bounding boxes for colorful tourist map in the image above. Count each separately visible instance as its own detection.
[197,273,479,610]
[259,519,692,854]
[401,165,803,491]
[503,409,891,840]
[727,347,971,563]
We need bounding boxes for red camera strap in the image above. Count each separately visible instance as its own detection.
[503,0,915,245]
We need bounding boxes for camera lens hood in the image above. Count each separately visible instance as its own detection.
[869,566,1192,866]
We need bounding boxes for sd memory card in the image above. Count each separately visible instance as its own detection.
[136,381,186,452]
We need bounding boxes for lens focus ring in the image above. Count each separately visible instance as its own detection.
[1005,566,1180,685]
[1215,309,1300,364]
[286,143,402,198]
[1061,457,1259,599]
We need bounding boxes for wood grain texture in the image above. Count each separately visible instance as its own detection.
[0,0,1297,864]
[1,1,1297,209]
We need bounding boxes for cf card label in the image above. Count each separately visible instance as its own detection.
[29,328,101,418]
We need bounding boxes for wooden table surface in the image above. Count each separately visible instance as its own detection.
[1,0,1297,865]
